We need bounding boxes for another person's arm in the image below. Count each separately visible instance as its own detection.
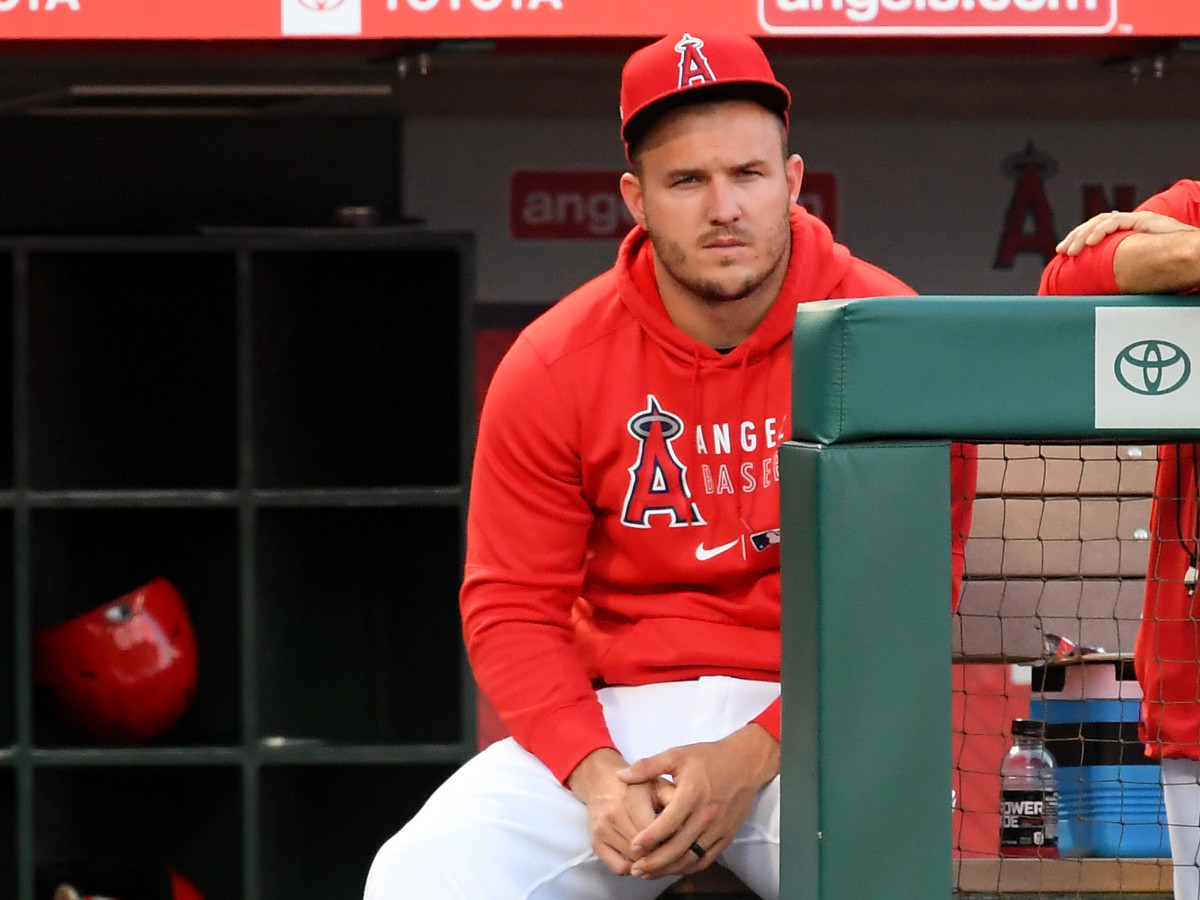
[1054,210,1200,294]
[1041,180,1200,296]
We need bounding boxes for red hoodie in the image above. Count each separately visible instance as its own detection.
[462,205,975,782]
[1041,179,1200,761]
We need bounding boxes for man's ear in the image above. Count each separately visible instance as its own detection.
[787,154,805,206]
[619,171,647,229]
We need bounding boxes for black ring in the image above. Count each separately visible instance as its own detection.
[689,841,706,859]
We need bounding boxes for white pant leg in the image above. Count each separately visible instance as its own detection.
[363,677,781,900]
[719,775,779,900]
[1162,758,1200,900]
[678,677,779,900]
[363,735,669,900]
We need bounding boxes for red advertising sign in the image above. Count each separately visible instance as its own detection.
[510,171,633,241]
[510,169,838,240]
[0,0,1195,41]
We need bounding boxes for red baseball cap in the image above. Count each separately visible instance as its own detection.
[619,31,791,158]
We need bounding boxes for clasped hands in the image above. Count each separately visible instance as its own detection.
[566,724,778,880]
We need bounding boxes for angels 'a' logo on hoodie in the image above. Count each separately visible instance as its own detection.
[622,395,705,528]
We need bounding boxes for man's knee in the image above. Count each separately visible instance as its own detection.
[364,818,469,897]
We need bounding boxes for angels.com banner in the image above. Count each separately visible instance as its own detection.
[760,0,1118,35]
[0,0,1194,40]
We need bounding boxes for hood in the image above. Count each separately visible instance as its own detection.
[610,204,851,532]
[614,204,852,364]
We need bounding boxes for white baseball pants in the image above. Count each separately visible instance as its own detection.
[1163,758,1200,900]
[363,676,781,900]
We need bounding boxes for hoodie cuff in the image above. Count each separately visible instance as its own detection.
[523,702,618,786]
[751,697,782,742]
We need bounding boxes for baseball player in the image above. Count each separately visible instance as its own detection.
[364,30,976,899]
[1042,181,1200,900]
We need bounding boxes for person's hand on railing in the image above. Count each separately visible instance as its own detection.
[1055,209,1196,256]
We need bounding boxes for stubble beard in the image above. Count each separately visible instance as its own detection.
[647,211,791,307]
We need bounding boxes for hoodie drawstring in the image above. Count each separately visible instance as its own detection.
[691,347,754,539]
[735,350,750,530]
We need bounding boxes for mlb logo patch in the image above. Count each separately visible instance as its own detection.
[281,0,362,36]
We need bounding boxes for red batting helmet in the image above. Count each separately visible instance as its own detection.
[33,578,199,744]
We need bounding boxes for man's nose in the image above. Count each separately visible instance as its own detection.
[707,179,740,224]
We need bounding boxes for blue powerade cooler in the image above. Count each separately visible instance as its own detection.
[1029,654,1168,858]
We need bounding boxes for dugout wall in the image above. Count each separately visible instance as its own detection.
[779,295,1200,898]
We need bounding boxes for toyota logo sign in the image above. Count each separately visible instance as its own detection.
[1115,339,1191,396]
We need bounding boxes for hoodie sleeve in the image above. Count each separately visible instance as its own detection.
[751,699,781,741]
[460,333,616,784]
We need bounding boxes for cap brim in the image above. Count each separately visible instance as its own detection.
[622,81,790,156]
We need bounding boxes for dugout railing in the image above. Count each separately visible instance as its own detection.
[779,295,1200,899]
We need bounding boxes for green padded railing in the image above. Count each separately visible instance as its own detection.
[792,294,1200,445]
[779,295,1200,899]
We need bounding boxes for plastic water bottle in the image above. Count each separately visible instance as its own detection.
[1000,718,1059,858]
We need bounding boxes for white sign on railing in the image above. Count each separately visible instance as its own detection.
[1095,307,1200,429]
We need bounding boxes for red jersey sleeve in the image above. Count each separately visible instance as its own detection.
[1040,179,1200,296]
[460,333,616,784]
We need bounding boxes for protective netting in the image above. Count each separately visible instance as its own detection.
[954,442,1176,896]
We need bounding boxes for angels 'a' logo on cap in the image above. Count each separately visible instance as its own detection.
[675,33,717,89]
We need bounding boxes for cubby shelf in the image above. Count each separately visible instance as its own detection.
[0,230,476,900]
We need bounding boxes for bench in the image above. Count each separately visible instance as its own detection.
[660,866,758,897]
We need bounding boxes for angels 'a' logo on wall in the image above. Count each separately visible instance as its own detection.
[282,0,361,35]
[993,141,1059,270]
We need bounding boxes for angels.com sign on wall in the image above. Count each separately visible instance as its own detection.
[759,0,1116,35]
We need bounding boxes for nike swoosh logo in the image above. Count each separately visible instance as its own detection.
[695,538,740,561]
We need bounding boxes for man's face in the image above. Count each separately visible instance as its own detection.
[623,99,801,308]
